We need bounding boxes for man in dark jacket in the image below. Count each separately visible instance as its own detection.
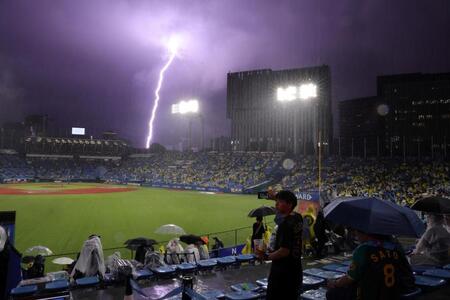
[257,190,303,300]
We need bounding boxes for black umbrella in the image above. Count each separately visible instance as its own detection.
[180,234,204,245]
[248,206,276,218]
[124,237,157,250]
[411,195,450,214]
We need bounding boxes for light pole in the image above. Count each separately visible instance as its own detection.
[276,82,320,198]
[171,99,204,151]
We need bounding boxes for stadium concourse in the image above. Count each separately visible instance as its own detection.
[1,151,449,205]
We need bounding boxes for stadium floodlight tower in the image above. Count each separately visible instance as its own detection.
[171,99,204,151]
[276,82,322,202]
[276,83,318,102]
[276,82,318,154]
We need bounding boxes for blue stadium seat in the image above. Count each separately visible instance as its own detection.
[133,268,154,280]
[236,254,255,264]
[414,275,446,289]
[411,265,437,275]
[197,259,218,270]
[303,275,325,291]
[10,285,38,297]
[335,266,349,273]
[340,260,352,266]
[422,268,450,279]
[303,268,325,276]
[230,282,260,292]
[301,287,327,300]
[304,268,344,280]
[223,291,260,300]
[321,264,346,272]
[75,276,100,287]
[444,264,450,270]
[255,278,268,286]
[176,262,197,273]
[400,287,421,299]
[45,279,69,291]
[199,289,225,299]
[152,265,177,277]
[217,256,237,266]
[103,272,118,284]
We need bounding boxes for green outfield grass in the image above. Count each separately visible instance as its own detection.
[0,183,272,268]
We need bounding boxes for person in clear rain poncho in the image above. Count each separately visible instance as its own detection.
[410,214,450,266]
[165,238,184,264]
[71,235,105,279]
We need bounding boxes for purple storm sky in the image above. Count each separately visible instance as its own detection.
[1,0,449,148]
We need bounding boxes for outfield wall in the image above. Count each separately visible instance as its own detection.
[141,182,243,193]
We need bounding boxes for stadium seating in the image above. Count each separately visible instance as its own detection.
[223,291,261,300]
[133,268,154,280]
[422,268,450,279]
[44,279,70,292]
[321,263,346,272]
[414,275,447,289]
[230,282,260,293]
[151,265,177,278]
[2,152,449,205]
[411,265,437,275]
[300,287,328,300]
[175,262,197,274]
[10,284,38,297]
[217,256,237,267]
[75,276,100,287]
[303,268,344,280]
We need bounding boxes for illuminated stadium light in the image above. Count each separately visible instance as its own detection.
[299,83,317,99]
[171,99,199,114]
[277,83,317,102]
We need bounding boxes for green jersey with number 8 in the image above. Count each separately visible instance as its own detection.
[347,240,411,300]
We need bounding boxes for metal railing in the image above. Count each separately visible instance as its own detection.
[42,221,274,272]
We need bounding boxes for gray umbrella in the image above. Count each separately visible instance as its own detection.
[24,245,53,256]
[248,206,276,218]
[155,224,186,235]
[411,195,450,214]
[324,197,425,237]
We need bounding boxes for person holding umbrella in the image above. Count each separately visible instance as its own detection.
[248,205,276,252]
[180,235,202,263]
[324,197,420,300]
[326,230,415,300]
[251,216,266,252]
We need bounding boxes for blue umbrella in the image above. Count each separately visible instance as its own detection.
[324,197,425,237]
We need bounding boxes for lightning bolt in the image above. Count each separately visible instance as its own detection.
[145,52,176,149]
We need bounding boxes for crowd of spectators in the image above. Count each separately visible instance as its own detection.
[0,155,116,182]
[104,151,282,191]
[279,157,450,206]
[1,152,449,205]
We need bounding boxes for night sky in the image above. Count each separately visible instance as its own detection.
[1,0,449,148]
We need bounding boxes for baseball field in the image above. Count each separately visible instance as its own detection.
[0,183,272,267]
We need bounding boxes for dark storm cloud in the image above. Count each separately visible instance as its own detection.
[0,0,449,147]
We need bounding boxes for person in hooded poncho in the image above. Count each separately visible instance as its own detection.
[410,213,450,266]
[71,235,105,279]
[165,238,184,264]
